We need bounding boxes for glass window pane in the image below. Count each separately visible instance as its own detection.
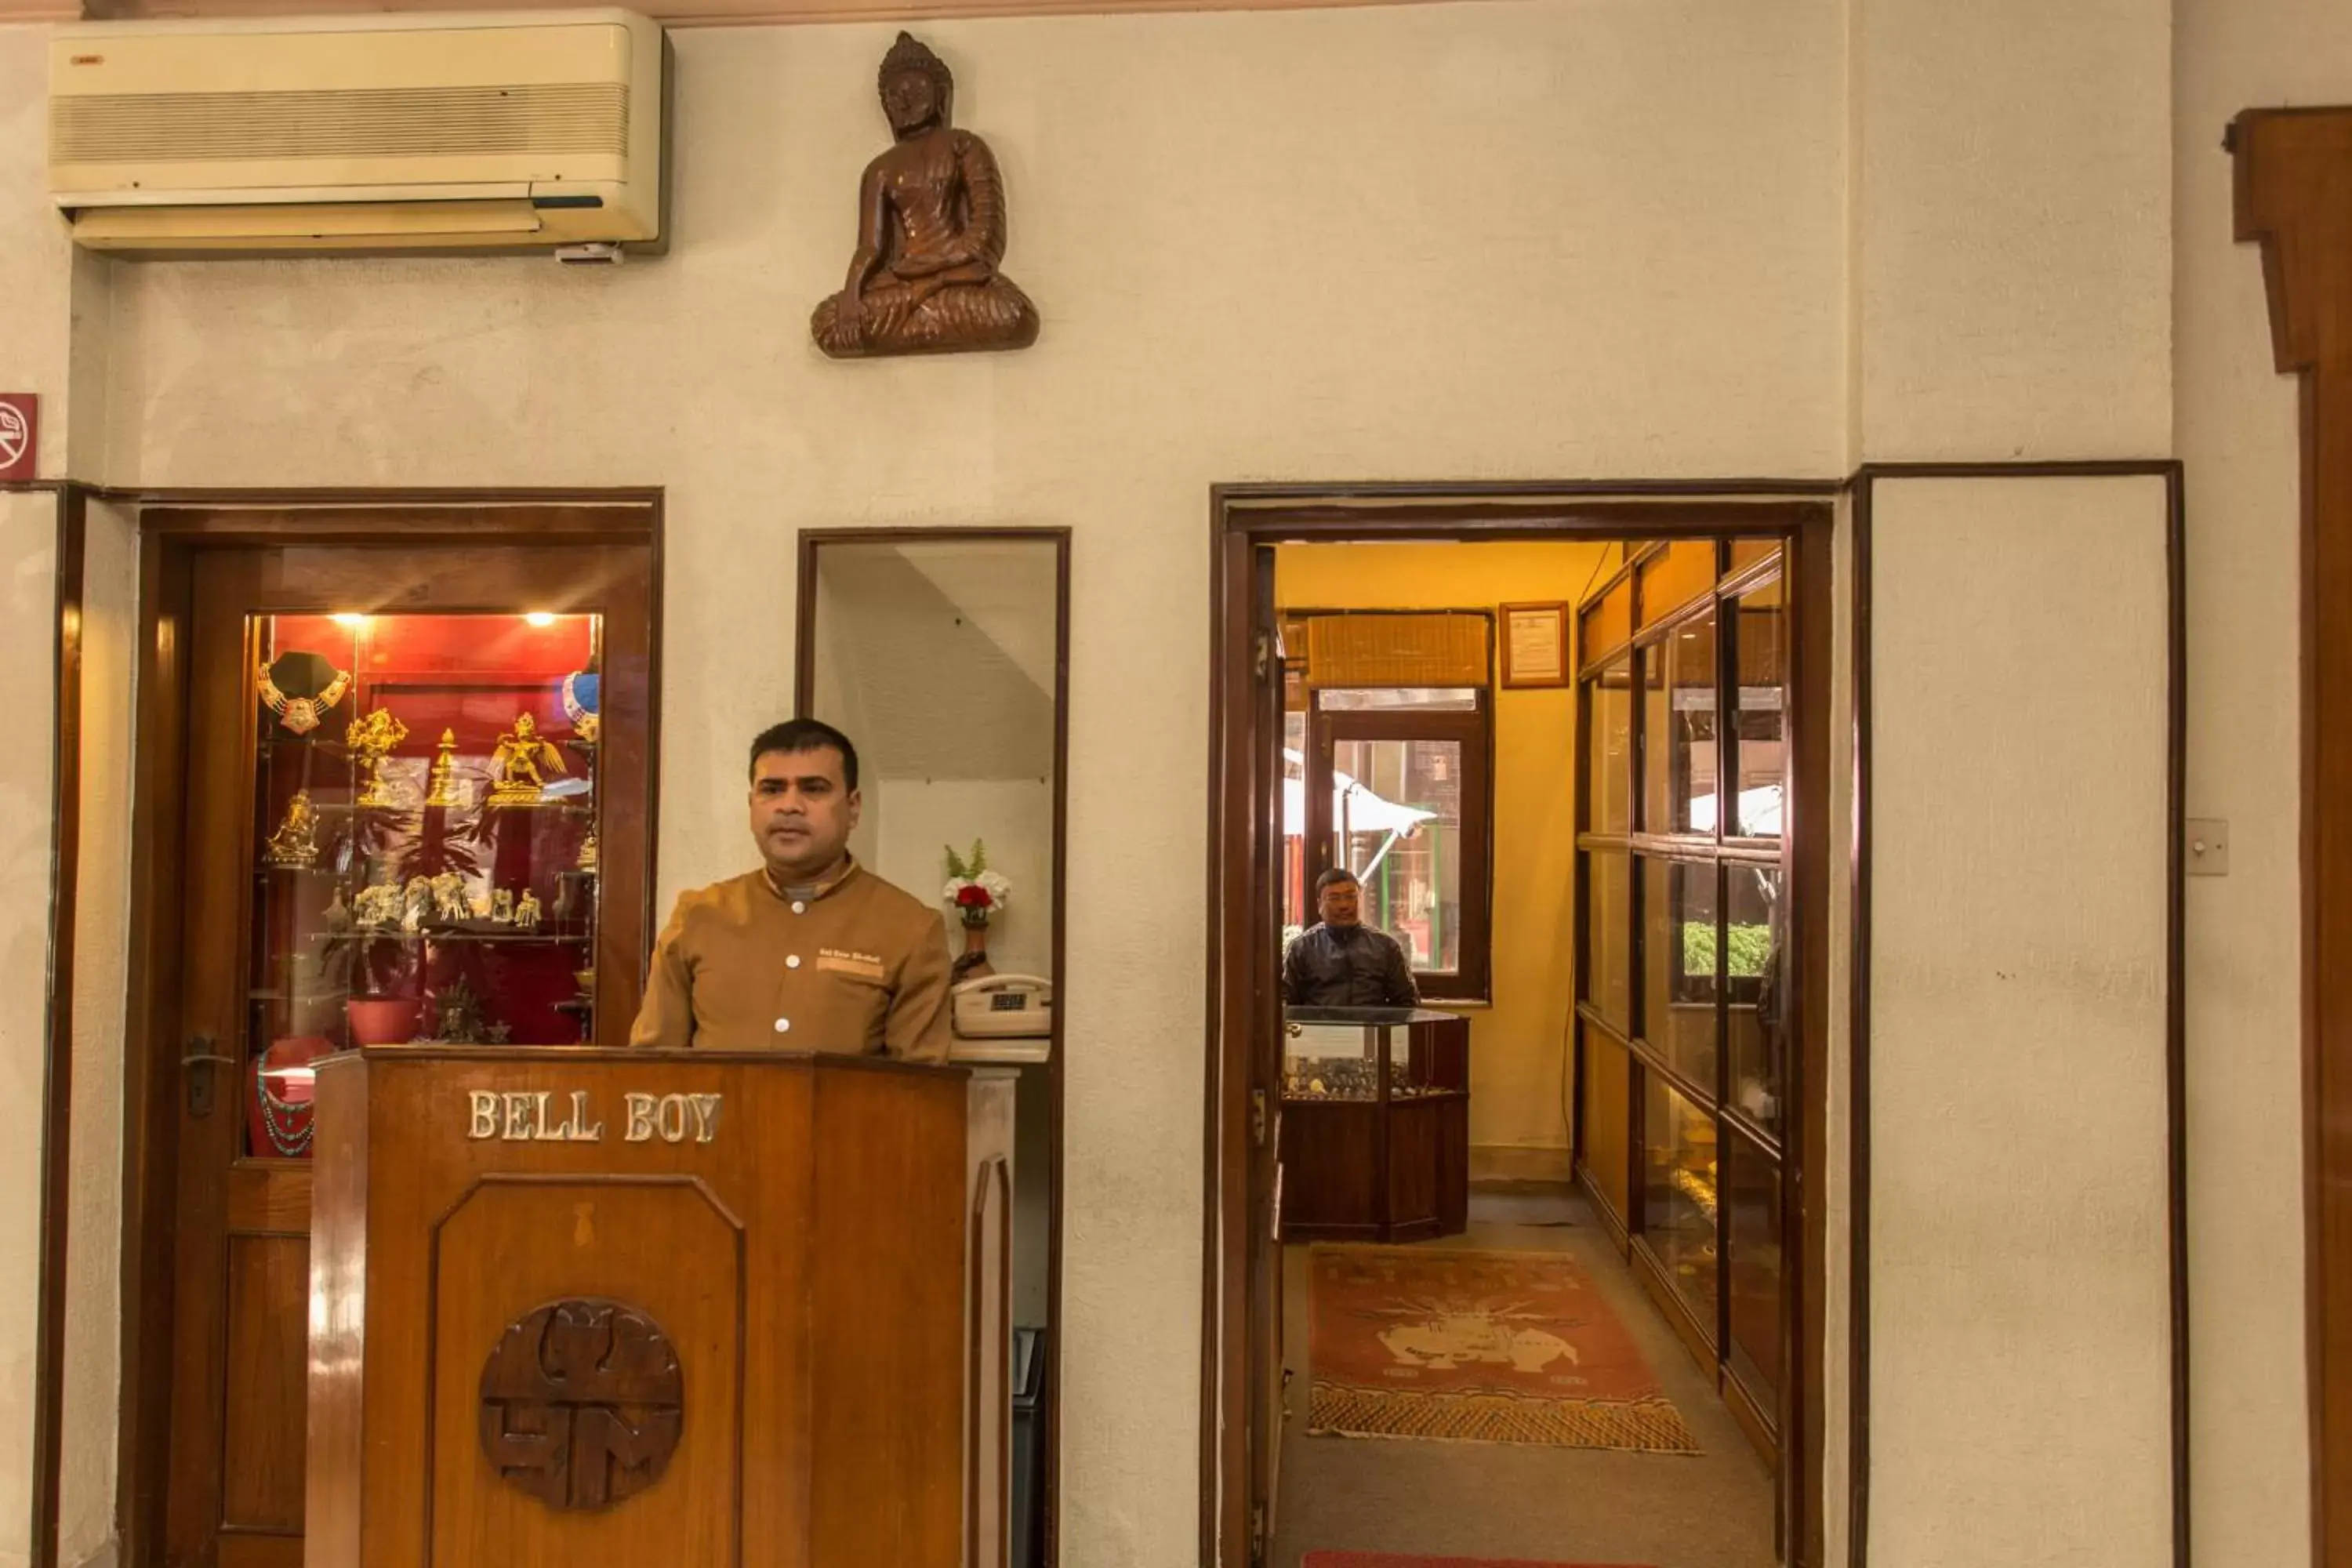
[1332,736,1461,975]
[1580,575,1632,661]
[1728,538,1780,575]
[250,612,603,1158]
[1641,857,1719,1093]
[1731,575,1786,839]
[1726,1127,1783,1404]
[1726,863,1786,1134]
[1667,612,1721,834]
[1642,616,1722,837]
[1637,540,1718,629]
[1283,712,1308,937]
[1316,687,1479,711]
[1585,850,1631,1033]
[1283,1021,1381,1102]
[1588,656,1632,836]
[1580,1024,1632,1221]
[1642,1074,1719,1335]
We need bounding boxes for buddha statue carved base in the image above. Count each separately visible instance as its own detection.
[811,33,1040,361]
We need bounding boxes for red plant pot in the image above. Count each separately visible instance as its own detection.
[347,996,423,1046]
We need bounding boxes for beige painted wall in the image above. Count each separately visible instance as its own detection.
[0,31,71,480]
[59,500,134,1568]
[1866,474,2174,1568]
[1273,540,1613,1162]
[1851,0,2174,459]
[2173,0,2352,1560]
[0,491,58,1568]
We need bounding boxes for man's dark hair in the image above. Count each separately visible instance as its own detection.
[1313,868,1360,897]
[748,718,859,790]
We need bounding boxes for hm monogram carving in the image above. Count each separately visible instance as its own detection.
[477,1299,684,1511]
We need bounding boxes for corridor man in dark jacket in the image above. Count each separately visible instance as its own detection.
[1283,869,1420,1008]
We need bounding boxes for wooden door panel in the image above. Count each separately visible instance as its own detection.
[161,538,660,1566]
[216,1533,305,1568]
[221,1233,311,1530]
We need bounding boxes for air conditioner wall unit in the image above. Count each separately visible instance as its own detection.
[49,9,666,257]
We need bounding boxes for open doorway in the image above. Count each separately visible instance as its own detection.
[1203,492,1836,1568]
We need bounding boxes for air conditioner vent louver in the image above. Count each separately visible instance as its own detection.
[53,83,629,165]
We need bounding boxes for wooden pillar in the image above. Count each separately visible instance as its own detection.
[2232,106,2352,1568]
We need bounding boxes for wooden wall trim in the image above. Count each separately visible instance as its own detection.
[1846,460,2187,1568]
[2230,104,2352,1568]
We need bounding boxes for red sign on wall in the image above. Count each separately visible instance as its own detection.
[0,395,35,482]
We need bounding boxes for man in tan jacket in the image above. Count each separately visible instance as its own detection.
[629,718,953,1060]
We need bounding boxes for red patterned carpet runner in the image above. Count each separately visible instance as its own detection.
[1303,1555,1655,1568]
[1307,1244,1697,1454]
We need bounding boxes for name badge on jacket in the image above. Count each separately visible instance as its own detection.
[815,948,886,980]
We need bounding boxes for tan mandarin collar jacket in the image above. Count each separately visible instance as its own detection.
[627,858,953,1061]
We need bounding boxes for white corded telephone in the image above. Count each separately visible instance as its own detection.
[951,972,1054,1041]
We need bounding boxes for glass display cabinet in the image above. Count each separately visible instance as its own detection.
[245,611,608,1160]
[1277,1005,1470,1242]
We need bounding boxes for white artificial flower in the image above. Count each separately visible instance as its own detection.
[976,870,1011,907]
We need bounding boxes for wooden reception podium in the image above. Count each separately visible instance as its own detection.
[305,1047,1014,1568]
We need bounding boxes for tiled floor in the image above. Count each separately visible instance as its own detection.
[1269,1189,1777,1568]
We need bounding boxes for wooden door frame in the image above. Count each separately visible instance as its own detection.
[101,490,662,1568]
[2231,107,2352,1568]
[1201,485,1840,1568]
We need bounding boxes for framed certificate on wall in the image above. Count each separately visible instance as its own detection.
[1500,601,1570,688]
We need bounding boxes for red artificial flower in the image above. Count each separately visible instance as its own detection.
[956,884,992,909]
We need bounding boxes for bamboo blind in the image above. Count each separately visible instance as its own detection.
[1301,613,1489,688]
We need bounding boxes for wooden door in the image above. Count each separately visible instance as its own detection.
[161,540,655,1567]
[1245,547,1287,1565]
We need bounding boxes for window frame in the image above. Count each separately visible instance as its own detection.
[1575,539,1793,1430]
[1301,696,1495,1004]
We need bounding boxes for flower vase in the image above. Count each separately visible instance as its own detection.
[957,921,996,982]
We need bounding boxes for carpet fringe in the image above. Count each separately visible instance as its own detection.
[1306,1381,1700,1455]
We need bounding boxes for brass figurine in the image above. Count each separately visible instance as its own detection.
[431,871,470,925]
[492,888,516,924]
[516,889,544,932]
[401,876,435,933]
[488,713,567,806]
[576,829,600,873]
[347,708,409,809]
[811,33,1039,359]
[354,878,401,928]
[263,790,322,868]
[423,729,466,811]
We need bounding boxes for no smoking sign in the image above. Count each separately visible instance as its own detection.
[0,395,34,482]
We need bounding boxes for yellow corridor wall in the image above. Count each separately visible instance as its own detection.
[1276,540,1615,1164]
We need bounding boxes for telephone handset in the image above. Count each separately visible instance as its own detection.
[951,972,1054,1040]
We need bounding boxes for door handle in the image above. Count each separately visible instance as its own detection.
[183,1034,235,1118]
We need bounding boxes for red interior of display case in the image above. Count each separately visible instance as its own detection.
[249,612,602,1159]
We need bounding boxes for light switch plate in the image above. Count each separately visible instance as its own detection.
[2187,818,2230,877]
